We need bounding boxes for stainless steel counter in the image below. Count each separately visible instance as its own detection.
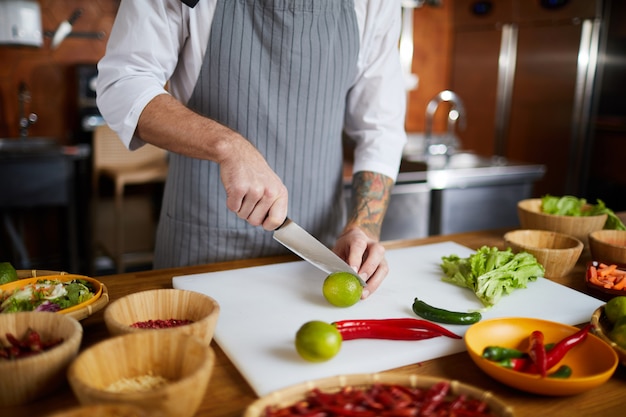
[346,152,546,240]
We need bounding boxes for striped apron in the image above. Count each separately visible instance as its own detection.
[155,0,359,267]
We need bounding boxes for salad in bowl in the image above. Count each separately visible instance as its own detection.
[0,275,102,314]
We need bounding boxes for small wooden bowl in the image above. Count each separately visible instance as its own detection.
[67,331,215,417]
[0,311,83,407]
[46,403,154,417]
[517,199,606,246]
[244,373,515,417]
[504,229,583,278]
[589,230,626,266]
[104,288,219,346]
[591,305,626,367]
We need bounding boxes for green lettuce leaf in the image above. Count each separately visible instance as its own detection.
[541,195,626,230]
[441,246,544,307]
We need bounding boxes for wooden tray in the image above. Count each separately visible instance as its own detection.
[244,373,515,417]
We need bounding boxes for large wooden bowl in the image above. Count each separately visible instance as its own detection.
[0,311,83,407]
[504,229,583,278]
[46,403,152,417]
[67,331,215,417]
[103,288,219,346]
[244,373,515,417]
[517,199,606,246]
[589,230,626,266]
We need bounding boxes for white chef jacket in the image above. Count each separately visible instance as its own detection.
[96,0,407,181]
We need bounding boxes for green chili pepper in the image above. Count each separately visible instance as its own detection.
[482,346,525,361]
[412,298,482,325]
[548,365,573,379]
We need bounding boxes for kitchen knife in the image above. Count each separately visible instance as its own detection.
[51,8,82,49]
[273,218,366,286]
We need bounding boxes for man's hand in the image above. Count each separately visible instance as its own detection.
[136,93,288,231]
[218,139,288,230]
[334,171,395,299]
[334,226,388,299]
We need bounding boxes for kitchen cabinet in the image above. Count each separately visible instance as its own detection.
[0,143,89,271]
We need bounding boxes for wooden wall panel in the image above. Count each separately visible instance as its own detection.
[405,1,454,134]
[0,0,118,142]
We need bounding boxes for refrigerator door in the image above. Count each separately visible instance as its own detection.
[451,0,602,196]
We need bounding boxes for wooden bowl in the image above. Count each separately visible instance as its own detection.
[517,199,607,246]
[244,373,515,417]
[591,305,626,366]
[46,403,154,417]
[67,331,215,417]
[0,311,83,406]
[504,229,583,278]
[103,289,219,346]
[589,230,626,266]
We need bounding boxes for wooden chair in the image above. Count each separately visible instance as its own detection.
[91,125,169,273]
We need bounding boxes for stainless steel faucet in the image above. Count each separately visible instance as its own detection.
[424,90,466,156]
[18,82,37,138]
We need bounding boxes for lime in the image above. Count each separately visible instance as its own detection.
[322,271,362,308]
[605,296,626,324]
[295,321,342,362]
[0,262,18,285]
[609,316,626,350]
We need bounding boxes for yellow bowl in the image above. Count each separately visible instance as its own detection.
[504,229,583,278]
[103,288,219,347]
[517,199,607,246]
[465,317,618,396]
[244,373,515,417]
[0,274,105,317]
[0,311,83,406]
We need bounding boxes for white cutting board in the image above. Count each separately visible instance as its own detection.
[172,241,603,397]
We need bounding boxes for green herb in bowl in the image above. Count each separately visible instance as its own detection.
[541,195,625,230]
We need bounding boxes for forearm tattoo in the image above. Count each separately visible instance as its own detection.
[348,171,394,239]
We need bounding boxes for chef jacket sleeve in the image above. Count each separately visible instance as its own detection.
[344,1,407,182]
[96,0,189,150]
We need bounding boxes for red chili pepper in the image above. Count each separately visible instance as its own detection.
[332,318,462,339]
[27,328,43,352]
[528,330,547,377]
[337,324,443,341]
[525,324,592,374]
[496,357,528,371]
[494,324,593,375]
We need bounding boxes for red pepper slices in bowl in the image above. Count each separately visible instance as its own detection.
[244,373,514,417]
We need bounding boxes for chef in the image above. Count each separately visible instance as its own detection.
[96,0,407,298]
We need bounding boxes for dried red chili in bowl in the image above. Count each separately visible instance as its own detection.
[104,289,220,346]
[0,328,63,360]
[130,318,194,329]
[243,373,514,417]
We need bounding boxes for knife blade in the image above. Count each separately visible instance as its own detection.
[273,218,366,287]
[51,8,82,49]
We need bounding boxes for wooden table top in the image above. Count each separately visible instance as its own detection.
[8,228,626,417]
